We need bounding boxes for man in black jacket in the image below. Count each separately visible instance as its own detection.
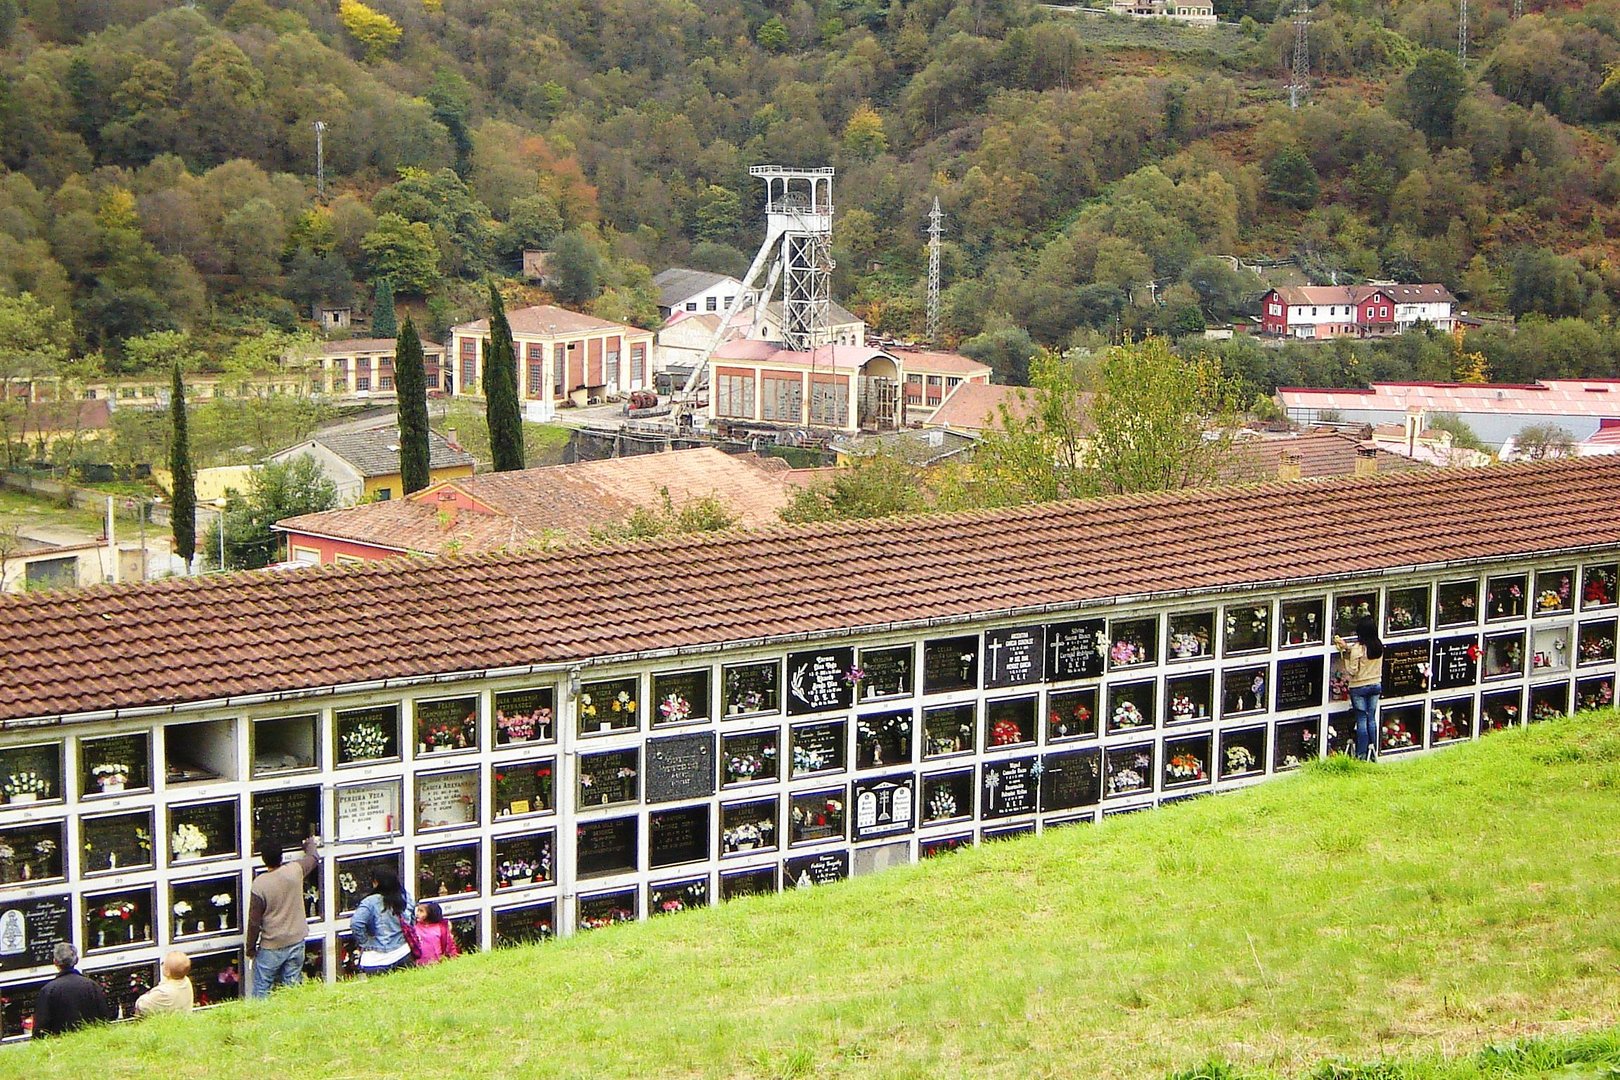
[33,942,111,1037]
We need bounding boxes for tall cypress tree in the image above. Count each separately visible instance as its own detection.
[483,283,525,472]
[372,278,397,338]
[169,362,196,569]
[395,314,431,494]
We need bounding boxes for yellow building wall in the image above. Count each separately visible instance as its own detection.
[361,463,474,500]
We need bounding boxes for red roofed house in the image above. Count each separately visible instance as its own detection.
[707,340,990,434]
[273,447,797,564]
[1260,284,1455,339]
[448,304,655,421]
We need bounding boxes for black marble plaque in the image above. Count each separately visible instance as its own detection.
[851,773,916,841]
[1040,749,1101,811]
[1431,635,1479,690]
[644,733,716,804]
[722,661,779,717]
[984,625,1045,688]
[81,733,151,794]
[251,786,320,847]
[784,849,849,889]
[1048,619,1106,679]
[786,647,856,715]
[791,721,846,776]
[922,636,979,694]
[648,805,710,868]
[576,816,638,879]
[921,770,973,823]
[1382,640,1432,698]
[0,894,71,971]
[720,865,777,900]
[856,646,913,700]
[981,756,1039,819]
[1274,656,1324,711]
[578,748,639,807]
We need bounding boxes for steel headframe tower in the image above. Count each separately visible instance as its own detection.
[755,166,836,352]
[1288,0,1309,109]
[926,197,943,346]
[1458,0,1468,62]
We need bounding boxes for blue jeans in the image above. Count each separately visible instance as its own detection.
[249,943,305,998]
[1349,684,1381,760]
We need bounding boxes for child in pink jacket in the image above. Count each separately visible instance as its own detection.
[410,902,460,965]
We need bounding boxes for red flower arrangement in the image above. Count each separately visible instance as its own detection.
[990,718,1024,746]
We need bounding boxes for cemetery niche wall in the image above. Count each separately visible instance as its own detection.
[0,479,1616,1022]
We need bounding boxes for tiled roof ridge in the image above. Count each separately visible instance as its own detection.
[9,454,1610,618]
[5,456,1620,722]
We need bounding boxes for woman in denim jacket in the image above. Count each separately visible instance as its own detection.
[350,870,415,975]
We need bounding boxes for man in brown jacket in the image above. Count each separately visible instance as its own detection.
[245,835,319,999]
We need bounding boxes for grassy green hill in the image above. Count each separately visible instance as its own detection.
[21,713,1620,1079]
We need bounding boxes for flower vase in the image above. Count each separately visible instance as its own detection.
[11,793,36,805]
[97,928,106,948]
[127,923,136,942]
[218,915,229,931]
[513,875,532,886]
[107,852,118,870]
[19,864,31,881]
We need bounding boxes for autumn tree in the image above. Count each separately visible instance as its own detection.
[1513,423,1577,460]
[779,453,931,523]
[841,103,888,162]
[339,0,402,62]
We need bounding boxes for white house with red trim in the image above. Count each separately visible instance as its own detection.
[1260,284,1455,339]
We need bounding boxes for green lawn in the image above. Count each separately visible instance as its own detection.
[0,486,108,540]
[438,401,573,469]
[21,714,1620,1079]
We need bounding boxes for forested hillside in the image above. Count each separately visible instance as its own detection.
[3,0,1620,388]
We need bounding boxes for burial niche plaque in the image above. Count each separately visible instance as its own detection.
[851,773,916,841]
[921,636,979,694]
[1274,656,1324,711]
[648,805,710,868]
[644,733,716,804]
[981,756,1039,819]
[251,786,320,846]
[414,771,477,831]
[856,646,913,700]
[0,893,70,972]
[786,646,855,715]
[1040,749,1101,812]
[983,625,1045,688]
[784,849,849,889]
[576,816,638,879]
[335,780,402,840]
[1047,619,1106,679]
[1431,636,1479,691]
[1382,641,1432,698]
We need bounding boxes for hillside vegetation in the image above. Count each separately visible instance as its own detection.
[5,0,1620,398]
[19,712,1620,1079]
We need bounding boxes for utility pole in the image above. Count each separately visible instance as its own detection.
[1289,0,1309,109]
[925,198,943,346]
[1458,0,1468,62]
[314,120,327,201]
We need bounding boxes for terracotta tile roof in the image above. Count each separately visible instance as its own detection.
[890,349,993,377]
[276,448,796,554]
[452,305,643,338]
[925,383,1092,433]
[1220,432,1429,482]
[1269,286,1359,306]
[289,427,475,479]
[8,458,1620,724]
[319,336,442,356]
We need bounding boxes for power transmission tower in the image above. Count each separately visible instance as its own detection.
[1458,0,1468,62]
[314,120,327,201]
[1288,1,1309,110]
[925,198,943,346]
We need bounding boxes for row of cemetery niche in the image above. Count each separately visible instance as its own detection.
[3,564,1610,813]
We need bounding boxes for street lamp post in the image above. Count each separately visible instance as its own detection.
[214,500,227,572]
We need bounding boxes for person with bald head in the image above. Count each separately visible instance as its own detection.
[134,951,195,1016]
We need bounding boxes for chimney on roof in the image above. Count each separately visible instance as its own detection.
[1354,446,1378,477]
[445,427,460,449]
[1277,451,1302,481]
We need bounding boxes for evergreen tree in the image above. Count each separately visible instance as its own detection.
[169,361,196,568]
[483,283,525,472]
[394,314,431,494]
[371,278,397,338]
